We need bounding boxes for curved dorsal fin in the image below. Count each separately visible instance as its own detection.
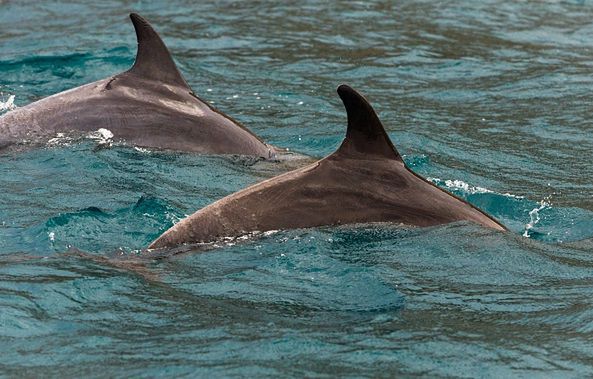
[126,13,190,88]
[334,84,402,161]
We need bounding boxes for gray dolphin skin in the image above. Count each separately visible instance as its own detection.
[0,13,274,157]
[149,85,506,249]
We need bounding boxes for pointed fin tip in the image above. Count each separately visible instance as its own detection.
[129,12,161,55]
[129,12,147,28]
[129,13,160,44]
[336,84,361,102]
[335,84,402,161]
[124,12,190,89]
[129,12,143,22]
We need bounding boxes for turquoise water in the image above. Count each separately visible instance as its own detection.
[2,0,593,376]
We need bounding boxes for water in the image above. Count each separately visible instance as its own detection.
[2,0,593,376]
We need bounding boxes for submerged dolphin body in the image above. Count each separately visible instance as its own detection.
[149,85,506,249]
[0,13,274,157]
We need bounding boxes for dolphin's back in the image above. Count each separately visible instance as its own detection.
[0,13,273,157]
[150,155,504,249]
[149,85,505,249]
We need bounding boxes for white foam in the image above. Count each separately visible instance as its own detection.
[47,132,74,147]
[445,179,493,194]
[165,212,183,225]
[0,94,17,112]
[428,177,523,199]
[97,128,113,140]
[87,128,114,145]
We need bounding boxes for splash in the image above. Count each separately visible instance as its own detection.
[134,146,152,153]
[87,128,114,146]
[522,198,550,238]
[428,177,523,198]
[47,132,74,147]
[444,179,492,194]
[0,93,17,112]
[164,211,183,225]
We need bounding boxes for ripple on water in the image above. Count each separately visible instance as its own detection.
[2,0,593,376]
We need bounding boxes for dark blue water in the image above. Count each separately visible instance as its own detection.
[2,1,593,376]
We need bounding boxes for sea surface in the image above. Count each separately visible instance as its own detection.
[2,0,593,377]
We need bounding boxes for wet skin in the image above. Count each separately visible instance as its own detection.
[0,13,274,158]
[150,85,506,249]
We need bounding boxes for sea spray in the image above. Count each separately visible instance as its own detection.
[0,93,17,112]
[428,177,523,199]
[522,198,550,238]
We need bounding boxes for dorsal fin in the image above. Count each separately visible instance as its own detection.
[125,13,190,88]
[334,84,402,161]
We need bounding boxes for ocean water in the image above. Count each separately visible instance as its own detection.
[2,0,593,376]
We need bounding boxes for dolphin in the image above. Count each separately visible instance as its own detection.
[149,85,506,249]
[0,13,274,158]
